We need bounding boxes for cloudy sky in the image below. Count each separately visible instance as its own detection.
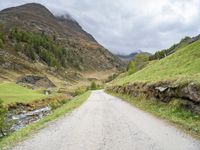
[1,0,200,54]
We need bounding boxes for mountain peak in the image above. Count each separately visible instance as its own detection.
[1,3,54,17]
[133,50,143,53]
[2,3,47,10]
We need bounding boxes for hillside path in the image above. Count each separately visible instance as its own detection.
[12,90,200,150]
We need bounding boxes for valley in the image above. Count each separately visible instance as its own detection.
[0,3,124,146]
[0,1,200,150]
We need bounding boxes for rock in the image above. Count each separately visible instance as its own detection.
[44,88,53,95]
[180,83,200,102]
[155,87,168,92]
[107,81,200,114]
[17,75,56,88]
[9,106,51,132]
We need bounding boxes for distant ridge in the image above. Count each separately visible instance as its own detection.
[117,50,151,62]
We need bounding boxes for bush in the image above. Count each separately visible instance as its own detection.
[105,74,118,83]
[0,99,8,136]
[72,88,86,97]
[127,61,137,75]
[90,82,97,90]
[127,54,149,75]
[15,43,22,52]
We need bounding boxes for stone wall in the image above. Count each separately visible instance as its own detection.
[106,81,200,114]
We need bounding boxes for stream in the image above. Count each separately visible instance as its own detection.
[0,106,52,137]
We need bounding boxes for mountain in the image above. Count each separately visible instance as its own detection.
[117,50,151,62]
[0,3,125,82]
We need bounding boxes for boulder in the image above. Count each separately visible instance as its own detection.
[17,75,55,88]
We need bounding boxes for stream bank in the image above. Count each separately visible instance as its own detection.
[0,95,68,137]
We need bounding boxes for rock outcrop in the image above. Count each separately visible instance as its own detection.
[16,75,55,88]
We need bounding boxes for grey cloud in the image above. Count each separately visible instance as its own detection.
[0,0,200,54]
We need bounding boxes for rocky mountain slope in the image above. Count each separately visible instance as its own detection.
[0,3,125,83]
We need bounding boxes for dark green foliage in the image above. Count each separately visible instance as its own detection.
[90,82,97,90]
[23,44,35,60]
[0,99,8,136]
[15,42,22,52]
[127,61,136,75]
[40,50,58,67]
[106,74,118,83]
[50,99,69,110]
[149,50,168,60]
[127,54,149,75]
[0,25,5,42]
[72,88,86,97]
[149,36,194,60]
[10,28,67,68]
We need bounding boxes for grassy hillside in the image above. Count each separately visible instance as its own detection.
[0,82,47,104]
[107,39,200,138]
[113,39,200,85]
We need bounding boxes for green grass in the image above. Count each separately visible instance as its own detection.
[107,91,200,139]
[0,91,91,150]
[0,82,47,104]
[113,40,200,85]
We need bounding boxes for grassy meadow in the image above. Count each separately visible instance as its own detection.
[112,40,200,85]
[0,82,47,104]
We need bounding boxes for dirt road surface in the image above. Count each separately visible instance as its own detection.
[12,90,200,150]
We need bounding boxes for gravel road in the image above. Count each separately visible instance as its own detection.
[12,90,200,150]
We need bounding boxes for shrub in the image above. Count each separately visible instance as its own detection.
[15,43,22,52]
[72,88,85,97]
[127,61,137,75]
[0,99,8,136]
[127,53,149,75]
[106,74,118,83]
[90,82,97,90]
